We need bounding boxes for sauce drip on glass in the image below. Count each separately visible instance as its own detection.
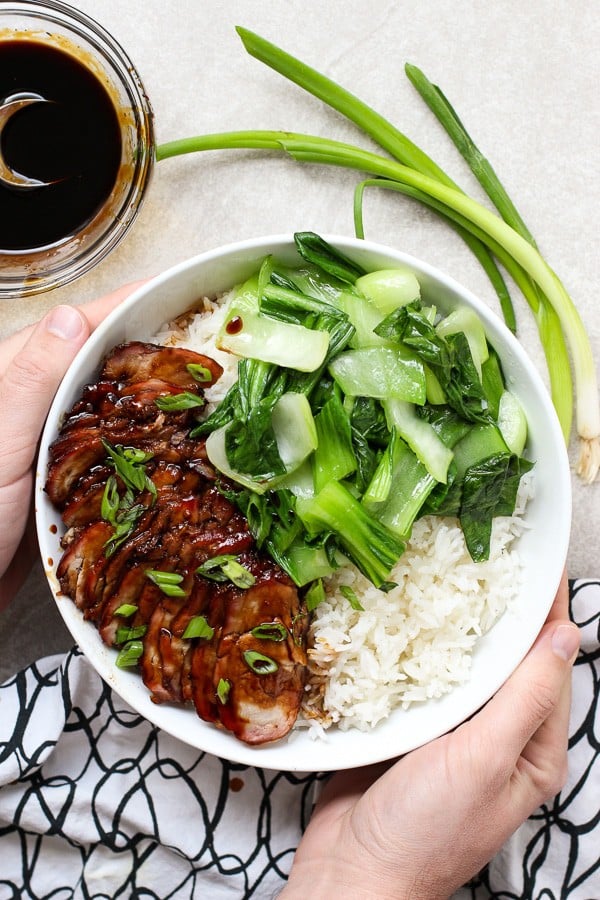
[0,40,122,251]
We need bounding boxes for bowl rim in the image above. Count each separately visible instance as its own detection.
[35,233,572,771]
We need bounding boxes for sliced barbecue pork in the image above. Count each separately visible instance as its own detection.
[45,340,308,745]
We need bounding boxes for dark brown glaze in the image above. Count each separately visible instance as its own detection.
[46,340,307,745]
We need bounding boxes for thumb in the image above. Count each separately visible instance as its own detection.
[467,617,579,775]
[0,304,90,486]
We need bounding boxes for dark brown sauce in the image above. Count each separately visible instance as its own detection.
[225,316,243,335]
[0,40,122,251]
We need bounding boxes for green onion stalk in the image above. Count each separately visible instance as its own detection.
[155,29,599,483]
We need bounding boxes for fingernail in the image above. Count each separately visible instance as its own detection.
[551,623,580,662]
[45,305,86,341]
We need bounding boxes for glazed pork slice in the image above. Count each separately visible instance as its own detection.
[182,551,308,744]
[213,571,307,745]
[100,341,223,389]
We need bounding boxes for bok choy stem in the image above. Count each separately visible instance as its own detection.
[353,178,517,333]
[352,178,572,439]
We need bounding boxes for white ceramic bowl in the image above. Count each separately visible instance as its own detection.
[35,235,571,771]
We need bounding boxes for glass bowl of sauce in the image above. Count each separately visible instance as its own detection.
[0,0,154,298]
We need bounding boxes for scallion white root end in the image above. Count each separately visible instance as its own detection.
[576,436,600,484]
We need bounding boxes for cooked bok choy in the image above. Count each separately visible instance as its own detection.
[156,28,599,483]
[179,233,534,592]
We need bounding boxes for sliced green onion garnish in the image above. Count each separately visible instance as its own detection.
[250,622,288,642]
[115,640,144,668]
[243,650,279,675]
[217,678,231,704]
[102,440,157,498]
[182,615,215,640]
[114,603,138,618]
[222,559,256,588]
[187,362,213,382]
[101,474,120,522]
[145,569,187,597]
[196,555,256,589]
[155,391,205,411]
[305,579,326,612]
[339,584,364,611]
[115,624,147,644]
[101,477,146,557]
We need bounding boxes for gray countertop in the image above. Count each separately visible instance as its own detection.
[1,0,598,681]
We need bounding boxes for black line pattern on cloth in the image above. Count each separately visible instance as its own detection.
[0,648,326,898]
[457,579,600,900]
[1,580,599,899]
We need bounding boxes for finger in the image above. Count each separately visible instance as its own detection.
[518,643,573,794]
[314,761,392,817]
[467,617,579,774]
[0,305,91,486]
[79,279,149,330]
[546,568,569,622]
[0,280,147,374]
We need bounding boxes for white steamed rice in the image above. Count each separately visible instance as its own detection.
[156,292,533,736]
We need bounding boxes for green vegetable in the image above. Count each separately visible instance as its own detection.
[375,305,490,424]
[480,352,505,420]
[296,480,406,588]
[339,584,365,611]
[355,268,421,315]
[217,303,330,372]
[329,346,426,404]
[251,622,288,641]
[102,441,156,497]
[294,231,366,284]
[187,362,213,382]
[383,399,453,484]
[497,391,528,456]
[154,391,205,411]
[196,555,256,588]
[243,650,279,675]
[271,392,318,473]
[155,28,600,482]
[145,569,187,597]
[305,579,326,611]
[312,390,356,492]
[182,615,215,640]
[217,678,231,704]
[276,537,340,586]
[435,307,489,379]
[100,441,157,556]
[101,478,146,557]
[430,422,533,560]
[206,425,275,493]
[364,437,437,539]
[193,234,535,580]
[115,640,144,669]
[460,454,534,561]
[115,624,147,644]
[114,603,138,618]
